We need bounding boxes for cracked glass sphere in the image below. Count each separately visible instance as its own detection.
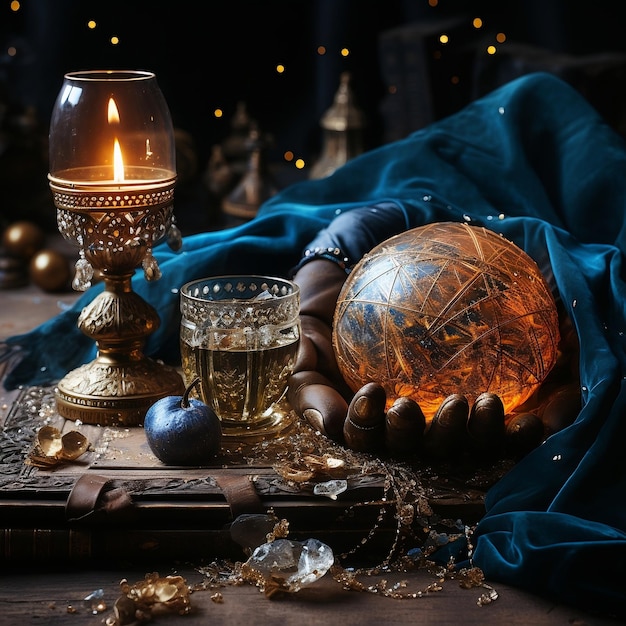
[332,222,560,421]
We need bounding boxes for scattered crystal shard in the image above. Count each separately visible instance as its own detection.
[243,538,334,593]
[82,588,106,614]
[313,479,348,500]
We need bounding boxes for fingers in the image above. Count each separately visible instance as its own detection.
[420,393,508,462]
[467,392,506,458]
[540,383,580,436]
[296,316,335,372]
[504,382,580,460]
[289,259,363,443]
[343,382,387,452]
[293,333,318,373]
[422,394,469,460]
[289,368,549,464]
[505,412,545,461]
[296,315,353,397]
[385,397,426,455]
[288,370,348,441]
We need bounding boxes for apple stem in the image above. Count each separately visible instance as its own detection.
[182,376,202,409]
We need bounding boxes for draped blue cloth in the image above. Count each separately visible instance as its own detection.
[4,72,626,618]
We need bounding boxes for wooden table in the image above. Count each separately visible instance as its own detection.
[0,283,621,625]
[3,563,617,626]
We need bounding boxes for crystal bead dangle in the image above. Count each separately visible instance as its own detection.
[72,249,94,291]
[166,217,183,251]
[142,247,162,281]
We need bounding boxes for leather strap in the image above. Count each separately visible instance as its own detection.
[66,472,262,523]
[66,474,134,522]
[213,471,263,519]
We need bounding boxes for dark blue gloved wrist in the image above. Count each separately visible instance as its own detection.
[290,201,410,276]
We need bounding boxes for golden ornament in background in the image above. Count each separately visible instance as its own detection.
[1,220,45,259]
[309,72,366,180]
[29,248,71,292]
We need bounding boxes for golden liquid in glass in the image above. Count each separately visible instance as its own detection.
[180,335,299,431]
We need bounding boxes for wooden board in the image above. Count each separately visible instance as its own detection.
[0,385,503,564]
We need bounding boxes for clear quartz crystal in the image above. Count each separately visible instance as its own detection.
[82,588,107,614]
[72,250,94,291]
[245,538,334,592]
[313,479,348,500]
[142,248,162,281]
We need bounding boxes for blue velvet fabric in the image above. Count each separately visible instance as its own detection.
[4,72,626,617]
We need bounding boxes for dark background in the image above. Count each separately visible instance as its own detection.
[2,0,626,233]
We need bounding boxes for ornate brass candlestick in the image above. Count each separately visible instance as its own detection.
[48,70,185,426]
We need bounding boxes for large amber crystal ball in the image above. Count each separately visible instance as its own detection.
[332,222,560,421]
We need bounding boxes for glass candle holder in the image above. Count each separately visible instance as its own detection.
[48,70,185,426]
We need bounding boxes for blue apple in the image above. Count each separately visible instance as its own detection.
[144,377,222,465]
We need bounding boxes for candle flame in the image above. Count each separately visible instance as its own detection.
[107,98,120,124]
[113,138,125,182]
[108,98,124,182]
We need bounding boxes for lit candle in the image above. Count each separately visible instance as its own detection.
[113,139,125,182]
[47,70,184,426]
[107,96,126,183]
[49,71,176,190]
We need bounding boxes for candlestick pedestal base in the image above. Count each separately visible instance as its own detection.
[55,357,184,426]
[52,265,185,426]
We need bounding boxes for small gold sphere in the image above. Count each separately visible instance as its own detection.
[29,249,71,292]
[2,221,46,259]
